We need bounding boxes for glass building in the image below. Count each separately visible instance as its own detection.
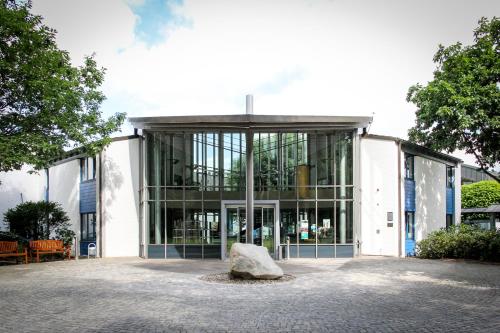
[131,113,371,259]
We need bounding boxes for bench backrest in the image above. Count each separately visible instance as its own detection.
[30,240,64,251]
[0,241,18,254]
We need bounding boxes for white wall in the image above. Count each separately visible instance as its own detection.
[101,138,140,257]
[360,138,400,256]
[0,167,46,231]
[48,160,80,236]
[414,156,447,241]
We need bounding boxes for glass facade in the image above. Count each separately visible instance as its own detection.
[145,130,355,259]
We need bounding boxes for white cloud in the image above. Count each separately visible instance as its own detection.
[30,0,500,167]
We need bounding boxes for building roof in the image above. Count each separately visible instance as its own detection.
[129,114,373,131]
[462,204,500,214]
[49,135,140,166]
[363,134,462,165]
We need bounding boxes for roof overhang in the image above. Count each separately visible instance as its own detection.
[129,114,372,131]
[363,134,462,166]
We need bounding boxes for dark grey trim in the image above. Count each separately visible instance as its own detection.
[129,114,372,130]
[48,135,140,166]
[462,205,500,213]
[111,134,140,142]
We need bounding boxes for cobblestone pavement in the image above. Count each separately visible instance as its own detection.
[0,257,499,332]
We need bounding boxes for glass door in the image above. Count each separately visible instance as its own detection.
[223,201,278,259]
[226,207,246,256]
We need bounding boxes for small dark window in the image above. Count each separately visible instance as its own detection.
[446,166,454,188]
[80,157,96,181]
[405,211,415,240]
[446,214,454,228]
[404,154,414,180]
[81,213,96,241]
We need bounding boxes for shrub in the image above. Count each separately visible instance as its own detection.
[0,231,28,243]
[3,201,70,240]
[462,180,500,221]
[55,227,76,247]
[416,224,500,261]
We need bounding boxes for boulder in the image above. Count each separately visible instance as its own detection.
[229,243,284,280]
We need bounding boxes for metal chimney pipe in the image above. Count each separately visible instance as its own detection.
[246,94,253,115]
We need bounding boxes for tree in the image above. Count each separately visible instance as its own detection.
[3,200,70,240]
[407,17,500,181]
[0,0,125,173]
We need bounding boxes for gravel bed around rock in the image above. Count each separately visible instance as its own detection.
[199,272,296,284]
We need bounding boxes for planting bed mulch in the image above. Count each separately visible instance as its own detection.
[199,272,296,284]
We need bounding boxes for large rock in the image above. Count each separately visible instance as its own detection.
[229,243,284,280]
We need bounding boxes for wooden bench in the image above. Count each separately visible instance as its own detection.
[29,240,69,263]
[0,241,28,264]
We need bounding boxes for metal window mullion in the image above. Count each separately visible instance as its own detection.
[182,132,186,258]
[334,200,337,258]
[296,199,299,258]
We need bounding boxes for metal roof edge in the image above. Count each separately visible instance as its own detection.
[362,133,462,165]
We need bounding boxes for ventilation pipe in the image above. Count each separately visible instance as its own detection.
[246,94,253,115]
[245,94,254,243]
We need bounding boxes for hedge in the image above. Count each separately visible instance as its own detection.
[416,224,500,262]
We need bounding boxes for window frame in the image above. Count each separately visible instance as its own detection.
[404,154,414,180]
[81,213,96,241]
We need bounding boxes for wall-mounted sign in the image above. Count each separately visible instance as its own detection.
[387,212,393,221]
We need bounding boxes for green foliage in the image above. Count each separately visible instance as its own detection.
[0,230,27,243]
[407,17,500,180]
[462,180,500,220]
[416,224,500,261]
[55,227,75,246]
[462,180,500,208]
[0,0,125,172]
[3,200,70,240]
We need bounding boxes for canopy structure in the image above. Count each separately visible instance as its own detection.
[129,114,373,131]
[462,204,500,214]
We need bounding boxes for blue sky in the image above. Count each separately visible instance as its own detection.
[128,0,187,46]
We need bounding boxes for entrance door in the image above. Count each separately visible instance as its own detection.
[222,201,279,259]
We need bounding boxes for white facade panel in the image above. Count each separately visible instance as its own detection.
[0,167,46,231]
[360,138,400,256]
[101,138,140,257]
[414,156,447,241]
[48,160,80,236]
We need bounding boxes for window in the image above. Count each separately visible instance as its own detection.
[405,211,415,240]
[446,166,454,188]
[404,154,414,180]
[81,213,96,241]
[80,157,96,181]
[446,214,454,228]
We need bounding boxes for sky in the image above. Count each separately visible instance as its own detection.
[30,0,500,166]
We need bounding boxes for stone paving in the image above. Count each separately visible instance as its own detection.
[0,256,499,332]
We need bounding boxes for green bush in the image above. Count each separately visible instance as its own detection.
[416,224,500,261]
[55,227,76,246]
[462,180,500,221]
[3,201,70,240]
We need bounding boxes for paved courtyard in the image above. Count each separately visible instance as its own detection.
[0,257,499,332]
